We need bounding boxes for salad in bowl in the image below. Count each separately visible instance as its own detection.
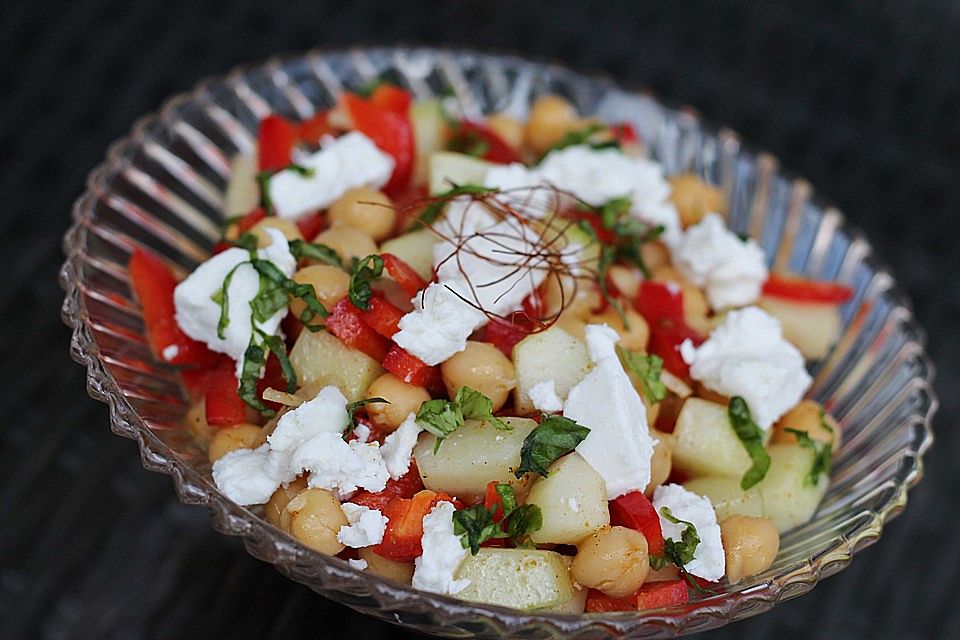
[128,82,853,613]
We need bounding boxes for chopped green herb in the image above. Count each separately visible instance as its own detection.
[728,397,771,490]
[494,483,518,516]
[446,125,491,159]
[416,387,510,452]
[347,254,384,311]
[617,347,667,404]
[288,239,344,270]
[453,484,542,554]
[257,330,297,393]
[649,506,701,571]
[454,386,509,431]
[251,259,328,327]
[515,414,591,478]
[818,408,835,434]
[343,397,388,441]
[237,339,273,416]
[503,504,542,548]
[213,262,246,339]
[540,122,620,160]
[785,428,833,486]
[417,183,500,227]
[453,503,509,554]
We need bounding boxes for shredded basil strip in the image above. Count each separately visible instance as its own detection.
[452,484,542,554]
[617,347,667,405]
[452,504,509,554]
[417,183,500,227]
[237,339,274,416]
[728,397,772,490]
[504,504,542,549]
[347,254,384,311]
[252,258,328,325]
[213,262,245,339]
[785,428,833,486]
[515,414,590,478]
[416,387,509,453]
[343,397,389,441]
[288,239,344,270]
[446,125,490,158]
[540,122,620,160]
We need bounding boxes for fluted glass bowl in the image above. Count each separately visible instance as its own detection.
[60,47,935,638]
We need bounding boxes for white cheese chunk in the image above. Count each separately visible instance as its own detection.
[294,434,390,495]
[393,283,487,365]
[652,483,725,582]
[564,324,655,499]
[381,413,424,479]
[212,444,286,506]
[412,501,471,595]
[174,228,296,377]
[348,558,368,571]
[671,213,768,310]
[337,503,389,548]
[528,379,565,413]
[680,306,811,430]
[270,131,394,219]
[268,386,350,454]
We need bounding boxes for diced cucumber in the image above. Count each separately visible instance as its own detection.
[378,227,437,281]
[755,443,828,532]
[672,398,754,479]
[223,152,259,218]
[454,548,574,610]
[411,100,447,186]
[289,330,384,402]
[526,453,610,545]
[682,476,765,521]
[513,327,592,415]
[429,151,493,195]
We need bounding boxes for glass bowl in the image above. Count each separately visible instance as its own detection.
[59,47,936,638]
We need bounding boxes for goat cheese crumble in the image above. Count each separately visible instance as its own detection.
[412,501,471,595]
[528,380,565,413]
[652,483,725,582]
[380,413,424,479]
[337,503,389,548]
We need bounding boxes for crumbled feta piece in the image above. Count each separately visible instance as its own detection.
[483,145,681,244]
[393,283,487,365]
[412,501,471,595]
[212,444,286,506]
[162,345,179,362]
[269,132,394,218]
[268,386,350,454]
[294,434,390,495]
[174,228,296,377]
[381,413,424,479]
[652,484,725,581]
[337,503,389,548]
[348,558,368,571]
[565,324,656,499]
[680,306,811,430]
[671,213,768,310]
[529,380,565,413]
[352,423,372,444]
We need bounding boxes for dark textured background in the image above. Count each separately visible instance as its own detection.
[1,1,958,638]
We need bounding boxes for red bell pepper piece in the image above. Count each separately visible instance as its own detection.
[371,490,454,561]
[343,91,415,197]
[294,211,325,242]
[368,84,413,115]
[255,352,288,412]
[180,353,232,400]
[234,208,268,235]
[635,281,685,324]
[447,120,522,164]
[380,253,427,297]
[355,295,405,339]
[257,115,297,172]
[609,491,664,555]
[585,579,689,613]
[204,358,247,426]
[478,317,534,357]
[297,110,333,144]
[483,480,507,523]
[762,274,854,304]
[382,344,442,390]
[611,121,639,145]
[325,298,392,361]
[128,248,218,367]
[647,318,704,379]
[350,461,425,512]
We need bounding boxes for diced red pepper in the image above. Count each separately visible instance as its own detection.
[611,121,639,145]
[382,344,442,390]
[180,353,233,400]
[447,120,522,164]
[609,491,664,555]
[350,461,426,512]
[762,274,854,304]
[297,110,334,144]
[211,241,233,255]
[635,281,685,325]
[128,248,218,367]
[343,91,414,197]
[483,481,507,523]
[295,211,325,242]
[355,295,405,339]
[326,298,392,361]
[234,208,268,235]
[204,358,247,427]
[257,115,298,172]
[371,490,453,562]
[368,84,413,115]
[380,253,427,297]
[585,579,689,612]
[256,352,288,412]
[478,318,533,357]
[647,318,704,379]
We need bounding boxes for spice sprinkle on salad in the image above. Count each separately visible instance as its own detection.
[128,84,852,613]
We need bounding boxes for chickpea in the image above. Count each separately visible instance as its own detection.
[264,476,308,527]
[357,547,415,584]
[280,487,348,555]
[250,217,304,247]
[570,526,650,597]
[186,399,213,448]
[485,112,524,150]
[542,274,599,318]
[365,373,431,432]
[327,187,396,242]
[313,223,378,264]
[644,430,673,497]
[440,341,516,412]
[651,265,709,322]
[586,307,649,353]
[641,241,671,272]
[607,265,642,300]
[669,174,727,228]
[720,516,780,583]
[289,265,350,327]
[645,563,680,582]
[524,95,578,155]
[207,423,265,462]
[771,399,839,447]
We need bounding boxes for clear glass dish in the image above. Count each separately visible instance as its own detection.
[59,47,936,638]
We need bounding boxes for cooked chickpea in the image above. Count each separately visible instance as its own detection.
[720,516,780,583]
[441,341,516,412]
[365,372,432,432]
[264,476,308,527]
[357,547,415,584]
[669,174,727,228]
[250,217,304,247]
[524,95,578,154]
[651,265,709,321]
[186,399,213,448]
[289,265,350,327]
[771,399,839,446]
[327,187,396,241]
[485,112,524,150]
[207,423,265,462]
[586,306,650,353]
[280,487,348,555]
[313,223,378,263]
[607,265,642,299]
[641,241,670,272]
[570,526,650,597]
[644,430,673,496]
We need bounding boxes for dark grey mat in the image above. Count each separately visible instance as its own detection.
[1,1,957,638]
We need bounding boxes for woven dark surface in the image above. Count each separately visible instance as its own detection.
[1,1,958,638]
